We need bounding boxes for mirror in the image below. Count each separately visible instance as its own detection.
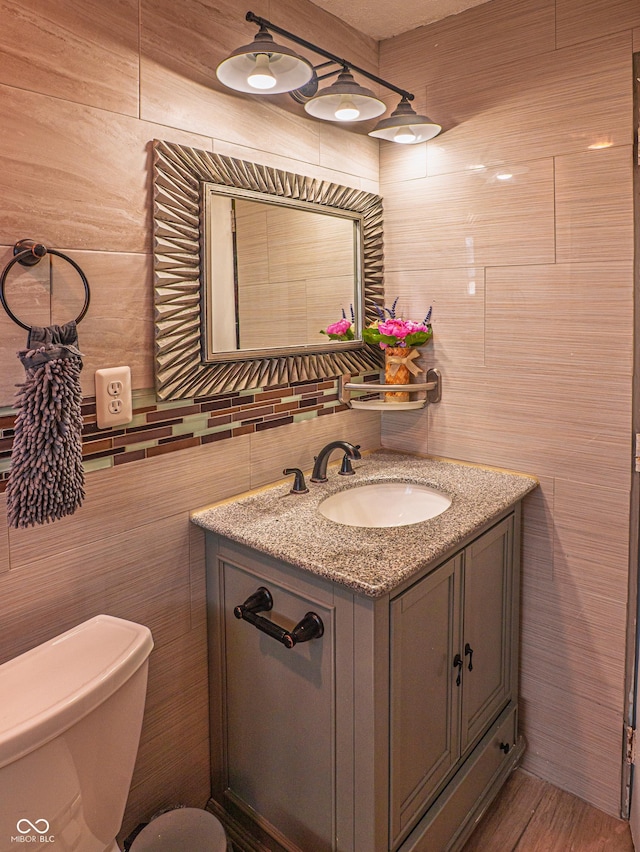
[153,139,383,400]
[202,187,362,358]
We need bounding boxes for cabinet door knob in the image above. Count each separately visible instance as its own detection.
[453,653,463,686]
[499,741,511,754]
[464,642,474,671]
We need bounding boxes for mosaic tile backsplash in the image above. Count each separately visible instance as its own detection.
[0,374,379,492]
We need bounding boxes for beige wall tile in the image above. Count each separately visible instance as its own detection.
[381,407,429,455]
[0,85,147,253]
[380,0,555,89]
[555,146,634,263]
[379,138,428,185]
[520,679,623,815]
[521,475,554,582]
[0,511,193,665]
[382,158,555,270]
[556,0,640,48]
[423,32,631,177]
[521,562,627,709]
[211,139,375,190]
[485,262,634,376]
[50,250,155,395]
[189,522,206,630]
[8,436,252,570]
[0,0,139,115]
[124,622,210,835]
[423,367,631,490]
[0,87,209,257]
[552,479,630,596]
[318,124,379,183]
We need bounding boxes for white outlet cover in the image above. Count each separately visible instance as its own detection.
[95,366,133,429]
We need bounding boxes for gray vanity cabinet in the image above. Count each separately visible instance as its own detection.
[205,508,521,852]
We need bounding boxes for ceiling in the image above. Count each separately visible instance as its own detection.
[308,0,491,40]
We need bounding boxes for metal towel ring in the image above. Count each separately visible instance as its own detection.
[0,238,91,331]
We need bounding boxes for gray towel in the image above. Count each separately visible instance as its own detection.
[6,322,85,528]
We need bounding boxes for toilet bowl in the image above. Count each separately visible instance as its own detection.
[0,614,219,852]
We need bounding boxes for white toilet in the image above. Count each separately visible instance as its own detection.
[0,614,229,852]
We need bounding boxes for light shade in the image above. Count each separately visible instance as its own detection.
[216,27,313,95]
[368,98,442,144]
[304,69,386,122]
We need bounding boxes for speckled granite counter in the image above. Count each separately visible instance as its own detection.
[191,451,537,598]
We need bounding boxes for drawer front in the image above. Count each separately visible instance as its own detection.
[398,704,518,852]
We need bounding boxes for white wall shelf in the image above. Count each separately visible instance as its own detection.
[339,368,442,410]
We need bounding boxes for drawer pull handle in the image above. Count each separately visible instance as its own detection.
[453,653,463,686]
[499,741,511,754]
[234,586,324,649]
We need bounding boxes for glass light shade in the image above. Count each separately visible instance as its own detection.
[368,98,441,144]
[304,69,386,122]
[216,28,313,95]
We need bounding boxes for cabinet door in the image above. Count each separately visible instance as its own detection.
[389,554,462,847]
[460,515,514,753]
[222,561,336,851]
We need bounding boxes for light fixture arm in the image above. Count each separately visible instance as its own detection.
[245,11,414,102]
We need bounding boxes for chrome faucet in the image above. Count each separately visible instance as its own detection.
[310,441,361,483]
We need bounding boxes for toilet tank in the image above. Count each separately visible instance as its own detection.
[0,615,154,852]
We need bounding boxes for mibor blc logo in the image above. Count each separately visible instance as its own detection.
[11,819,55,843]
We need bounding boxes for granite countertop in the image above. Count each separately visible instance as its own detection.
[191,450,538,598]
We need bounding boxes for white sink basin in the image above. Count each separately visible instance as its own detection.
[318,481,452,528]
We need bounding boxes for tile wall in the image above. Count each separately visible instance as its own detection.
[0,0,381,838]
[380,0,639,816]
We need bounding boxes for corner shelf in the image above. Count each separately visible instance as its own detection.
[339,368,442,411]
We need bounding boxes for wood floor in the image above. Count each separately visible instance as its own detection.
[462,769,634,851]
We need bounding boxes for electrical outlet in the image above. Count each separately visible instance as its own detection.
[95,366,132,429]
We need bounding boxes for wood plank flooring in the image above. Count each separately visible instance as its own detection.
[462,769,634,851]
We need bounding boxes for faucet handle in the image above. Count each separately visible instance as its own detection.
[339,445,360,476]
[283,468,309,494]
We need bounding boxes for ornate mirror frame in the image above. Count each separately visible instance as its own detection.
[152,139,384,400]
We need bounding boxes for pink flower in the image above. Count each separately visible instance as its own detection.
[326,318,352,336]
[378,318,411,339]
[403,321,429,334]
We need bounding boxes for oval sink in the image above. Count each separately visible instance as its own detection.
[318,482,451,528]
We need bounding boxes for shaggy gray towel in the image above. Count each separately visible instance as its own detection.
[6,322,85,528]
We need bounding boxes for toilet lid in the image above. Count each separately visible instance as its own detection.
[130,808,227,851]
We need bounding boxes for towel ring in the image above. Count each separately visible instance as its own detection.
[0,239,91,331]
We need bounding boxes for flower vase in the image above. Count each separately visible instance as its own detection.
[384,346,415,402]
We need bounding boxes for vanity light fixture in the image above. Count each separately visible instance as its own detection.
[304,68,386,122]
[368,97,442,144]
[216,25,313,94]
[218,12,442,142]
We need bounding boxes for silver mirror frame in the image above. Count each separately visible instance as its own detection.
[152,139,384,400]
